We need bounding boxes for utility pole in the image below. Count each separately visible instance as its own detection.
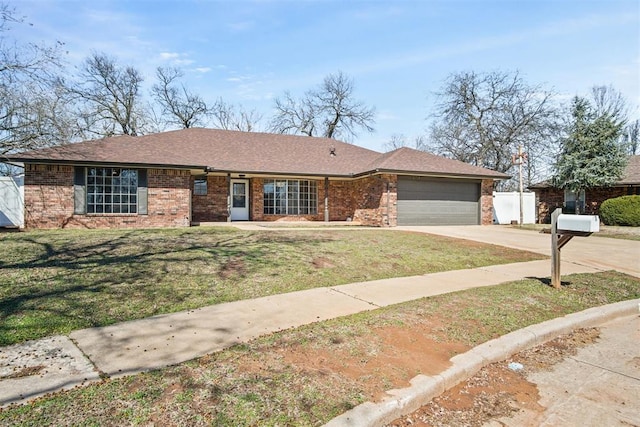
[512,144,527,225]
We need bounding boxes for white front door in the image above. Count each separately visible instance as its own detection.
[230,179,249,220]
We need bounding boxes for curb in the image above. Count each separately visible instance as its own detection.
[323,298,640,427]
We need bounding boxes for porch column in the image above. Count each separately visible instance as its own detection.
[324,177,329,222]
[226,173,231,222]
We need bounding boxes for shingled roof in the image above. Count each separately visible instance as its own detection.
[6,128,508,179]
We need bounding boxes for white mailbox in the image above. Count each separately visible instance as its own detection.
[556,214,600,233]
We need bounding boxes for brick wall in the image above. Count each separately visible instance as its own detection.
[24,164,191,229]
[480,179,494,225]
[191,175,228,222]
[24,164,75,228]
[536,186,633,223]
[337,174,397,226]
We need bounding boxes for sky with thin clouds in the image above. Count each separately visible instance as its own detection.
[8,0,640,152]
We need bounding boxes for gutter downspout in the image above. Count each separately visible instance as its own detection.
[226,173,231,222]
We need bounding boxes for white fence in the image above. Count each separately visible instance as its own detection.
[0,176,24,228]
[493,191,536,224]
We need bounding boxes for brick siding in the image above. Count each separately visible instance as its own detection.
[480,179,494,225]
[24,165,497,228]
[24,164,191,229]
[191,175,228,222]
[536,186,637,223]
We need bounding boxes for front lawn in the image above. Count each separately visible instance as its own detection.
[0,227,544,345]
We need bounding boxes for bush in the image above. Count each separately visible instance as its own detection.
[599,195,640,226]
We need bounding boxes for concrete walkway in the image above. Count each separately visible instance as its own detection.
[0,225,638,410]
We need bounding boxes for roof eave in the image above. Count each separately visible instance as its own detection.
[206,168,355,179]
[355,168,509,180]
[7,157,203,170]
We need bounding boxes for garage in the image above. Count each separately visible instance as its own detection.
[397,176,480,225]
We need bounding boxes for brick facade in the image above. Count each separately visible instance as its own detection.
[480,179,494,225]
[536,186,638,223]
[24,164,191,229]
[23,166,497,228]
[191,175,228,222]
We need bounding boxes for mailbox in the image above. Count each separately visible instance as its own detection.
[556,214,600,233]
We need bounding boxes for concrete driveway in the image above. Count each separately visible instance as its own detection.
[397,225,640,278]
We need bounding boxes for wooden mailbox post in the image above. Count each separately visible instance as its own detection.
[550,208,600,288]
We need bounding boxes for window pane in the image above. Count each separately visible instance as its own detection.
[262,179,318,216]
[194,178,207,196]
[86,168,138,215]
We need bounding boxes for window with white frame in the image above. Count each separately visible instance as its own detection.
[263,179,317,215]
[87,167,138,214]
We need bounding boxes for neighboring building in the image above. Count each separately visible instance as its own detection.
[4,128,507,229]
[530,155,640,223]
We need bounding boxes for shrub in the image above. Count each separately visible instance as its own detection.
[599,195,640,226]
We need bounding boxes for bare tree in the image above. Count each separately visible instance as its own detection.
[591,85,628,121]
[70,52,148,137]
[211,98,262,132]
[427,70,560,189]
[151,66,209,129]
[623,119,639,155]
[271,91,317,136]
[383,134,427,152]
[270,71,375,141]
[1,3,70,165]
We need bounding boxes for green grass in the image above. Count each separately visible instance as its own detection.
[1,270,638,426]
[0,227,543,345]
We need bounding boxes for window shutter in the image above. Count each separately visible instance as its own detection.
[73,166,86,215]
[138,169,148,215]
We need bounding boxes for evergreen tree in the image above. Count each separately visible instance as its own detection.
[553,96,627,213]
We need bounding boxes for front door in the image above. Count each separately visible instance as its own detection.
[230,179,249,220]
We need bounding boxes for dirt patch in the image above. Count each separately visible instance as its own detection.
[282,325,469,402]
[312,257,335,269]
[387,328,600,426]
[218,257,246,279]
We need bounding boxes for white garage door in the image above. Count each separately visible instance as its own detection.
[397,177,480,225]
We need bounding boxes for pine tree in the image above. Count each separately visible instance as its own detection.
[553,96,627,213]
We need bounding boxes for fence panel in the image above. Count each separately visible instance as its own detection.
[493,191,535,224]
[0,176,24,228]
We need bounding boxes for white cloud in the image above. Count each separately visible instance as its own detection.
[193,67,212,73]
[158,52,195,66]
[159,52,181,60]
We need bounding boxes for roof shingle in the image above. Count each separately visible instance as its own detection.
[6,128,507,179]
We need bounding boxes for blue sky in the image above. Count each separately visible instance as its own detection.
[9,0,640,151]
